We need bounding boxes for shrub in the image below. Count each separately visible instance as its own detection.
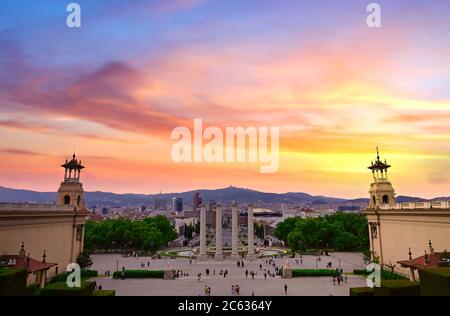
[113,270,165,279]
[350,287,374,296]
[50,269,98,283]
[418,267,450,296]
[353,269,407,280]
[26,283,40,296]
[39,281,95,296]
[0,268,28,296]
[292,269,339,277]
[93,290,116,296]
[374,280,420,296]
[353,269,368,275]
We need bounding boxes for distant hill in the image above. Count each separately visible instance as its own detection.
[0,186,447,207]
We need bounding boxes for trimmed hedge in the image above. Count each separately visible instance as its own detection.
[0,268,28,296]
[93,290,116,296]
[50,269,98,283]
[113,270,165,279]
[418,267,450,296]
[350,287,374,296]
[39,281,95,296]
[292,269,339,277]
[374,280,420,296]
[353,269,407,280]
[26,283,40,296]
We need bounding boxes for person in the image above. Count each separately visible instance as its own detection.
[208,287,211,296]
[300,258,303,264]
[337,276,341,285]
[204,285,208,296]
[264,272,267,280]
[332,276,336,286]
[198,273,202,281]
[232,285,235,295]
[251,290,254,296]
[206,268,209,276]
[190,259,192,265]
[344,275,348,283]
[259,264,262,270]
[98,285,102,290]
[236,285,240,295]
[284,284,288,295]
[245,270,249,278]
[237,261,240,267]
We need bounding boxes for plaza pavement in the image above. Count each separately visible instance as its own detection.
[90,252,368,296]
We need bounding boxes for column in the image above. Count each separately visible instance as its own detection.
[215,205,223,260]
[231,202,240,260]
[247,204,256,260]
[39,270,47,289]
[199,205,208,260]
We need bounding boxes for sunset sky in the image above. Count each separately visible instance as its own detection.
[0,0,449,198]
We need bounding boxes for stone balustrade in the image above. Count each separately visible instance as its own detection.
[379,200,450,210]
[0,202,75,212]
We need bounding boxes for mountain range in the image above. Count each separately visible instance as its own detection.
[0,186,447,207]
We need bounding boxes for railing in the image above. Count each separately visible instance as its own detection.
[0,202,75,212]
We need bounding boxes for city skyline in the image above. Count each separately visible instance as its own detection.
[1,0,449,198]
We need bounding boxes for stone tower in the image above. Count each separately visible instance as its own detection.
[368,147,396,209]
[58,153,85,210]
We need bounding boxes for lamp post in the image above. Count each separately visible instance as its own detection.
[297,240,304,258]
[149,241,155,254]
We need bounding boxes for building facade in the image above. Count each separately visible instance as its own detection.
[364,149,450,279]
[0,154,87,283]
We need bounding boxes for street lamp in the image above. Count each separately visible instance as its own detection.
[297,240,304,258]
[149,241,155,254]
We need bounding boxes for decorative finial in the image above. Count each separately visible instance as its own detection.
[376,146,380,161]
[408,248,412,260]
[26,253,30,267]
[424,250,429,264]
[42,250,47,263]
[19,242,25,257]
[429,240,432,248]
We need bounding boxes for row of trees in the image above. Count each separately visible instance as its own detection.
[274,213,369,253]
[84,216,178,252]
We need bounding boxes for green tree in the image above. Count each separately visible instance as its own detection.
[76,250,93,269]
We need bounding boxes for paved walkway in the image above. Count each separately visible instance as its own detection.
[91,252,367,296]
